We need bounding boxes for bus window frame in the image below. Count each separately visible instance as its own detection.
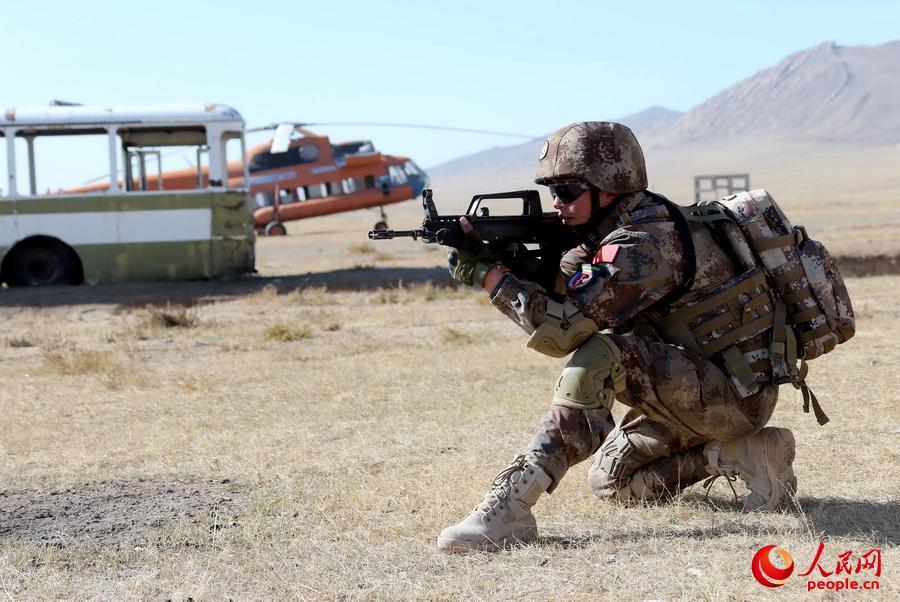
[1,120,248,199]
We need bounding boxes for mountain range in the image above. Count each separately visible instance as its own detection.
[429,40,900,182]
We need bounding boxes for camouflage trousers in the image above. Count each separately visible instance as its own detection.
[524,333,779,500]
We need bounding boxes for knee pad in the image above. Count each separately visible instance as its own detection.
[588,428,655,484]
[526,299,598,358]
[552,334,626,410]
[589,467,656,502]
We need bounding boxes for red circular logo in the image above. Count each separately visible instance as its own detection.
[752,545,795,587]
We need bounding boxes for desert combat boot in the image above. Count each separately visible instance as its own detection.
[437,455,552,553]
[704,427,797,511]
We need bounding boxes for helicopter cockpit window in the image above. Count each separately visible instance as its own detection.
[249,144,321,173]
[388,164,408,185]
[403,161,423,177]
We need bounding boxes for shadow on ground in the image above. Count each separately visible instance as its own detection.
[797,497,900,544]
[539,497,899,548]
[1,253,897,309]
[0,266,454,308]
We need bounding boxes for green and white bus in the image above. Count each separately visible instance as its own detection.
[0,103,255,286]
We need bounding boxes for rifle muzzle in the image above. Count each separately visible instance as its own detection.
[368,229,423,240]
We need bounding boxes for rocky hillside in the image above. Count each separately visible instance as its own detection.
[648,41,900,148]
[429,40,900,180]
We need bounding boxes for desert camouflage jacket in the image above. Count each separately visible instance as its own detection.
[490,190,739,334]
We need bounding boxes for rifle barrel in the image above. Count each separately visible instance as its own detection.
[368,229,424,240]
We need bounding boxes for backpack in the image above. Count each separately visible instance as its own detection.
[687,189,855,423]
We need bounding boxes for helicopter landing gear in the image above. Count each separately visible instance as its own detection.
[264,221,287,236]
[373,206,388,230]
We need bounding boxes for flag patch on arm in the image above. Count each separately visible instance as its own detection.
[595,244,620,264]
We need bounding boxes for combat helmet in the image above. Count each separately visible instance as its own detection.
[535,122,647,193]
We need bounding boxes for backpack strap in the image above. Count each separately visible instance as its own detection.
[797,360,830,425]
[648,193,696,306]
[770,299,828,424]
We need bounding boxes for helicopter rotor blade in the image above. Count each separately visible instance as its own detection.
[246,121,540,139]
[246,122,308,133]
[304,122,541,139]
[269,123,296,153]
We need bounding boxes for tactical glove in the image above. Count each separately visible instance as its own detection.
[447,248,496,288]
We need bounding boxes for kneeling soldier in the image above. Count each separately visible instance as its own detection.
[439,122,796,553]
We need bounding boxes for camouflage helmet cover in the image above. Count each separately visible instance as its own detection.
[535,121,648,193]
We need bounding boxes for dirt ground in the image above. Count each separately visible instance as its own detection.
[0,479,240,546]
[0,201,898,599]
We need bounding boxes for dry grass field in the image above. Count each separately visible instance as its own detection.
[1,195,898,599]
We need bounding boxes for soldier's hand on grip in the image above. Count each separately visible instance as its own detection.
[448,217,501,288]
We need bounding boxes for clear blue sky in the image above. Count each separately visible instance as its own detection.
[2,0,898,180]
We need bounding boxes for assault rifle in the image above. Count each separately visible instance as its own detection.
[368,188,579,291]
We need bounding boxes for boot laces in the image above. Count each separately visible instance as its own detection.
[474,455,529,516]
[703,455,743,505]
[702,474,739,505]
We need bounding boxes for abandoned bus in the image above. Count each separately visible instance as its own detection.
[0,103,255,286]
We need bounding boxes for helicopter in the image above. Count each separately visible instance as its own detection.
[241,123,428,235]
[63,118,538,236]
[63,122,427,235]
[239,121,538,235]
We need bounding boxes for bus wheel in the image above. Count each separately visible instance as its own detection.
[4,237,83,286]
[373,220,388,230]
[265,222,287,236]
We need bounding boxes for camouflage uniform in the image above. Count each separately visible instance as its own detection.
[438,122,793,554]
[492,188,779,500]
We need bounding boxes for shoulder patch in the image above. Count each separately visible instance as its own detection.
[567,263,595,291]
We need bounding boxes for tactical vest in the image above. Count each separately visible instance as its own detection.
[653,189,855,424]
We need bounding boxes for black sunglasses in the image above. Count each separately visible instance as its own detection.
[549,181,592,204]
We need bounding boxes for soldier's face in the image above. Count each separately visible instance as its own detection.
[552,188,592,226]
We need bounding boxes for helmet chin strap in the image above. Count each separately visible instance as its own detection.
[572,188,625,244]
[590,188,601,215]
